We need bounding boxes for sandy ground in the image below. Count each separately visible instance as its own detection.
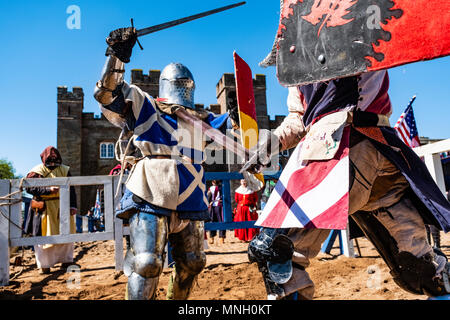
[1,230,449,300]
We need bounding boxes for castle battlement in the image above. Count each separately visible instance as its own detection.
[57,86,84,101]
[254,74,266,88]
[216,73,266,98]
[131,69,161,84]
[216,73,236,90]
[130,69,161,98]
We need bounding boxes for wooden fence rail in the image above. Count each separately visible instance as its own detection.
[0,175,119,286]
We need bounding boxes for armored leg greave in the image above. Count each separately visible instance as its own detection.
[248,228,295,299]
[166,221,206,300]
[124,212,168,300]
[126,272,159,300]
[123,212,206,300]
[351,197,450,297]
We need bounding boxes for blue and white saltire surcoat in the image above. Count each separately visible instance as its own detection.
[116,82,229,221]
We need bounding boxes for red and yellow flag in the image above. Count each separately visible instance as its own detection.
[233,51,264,187]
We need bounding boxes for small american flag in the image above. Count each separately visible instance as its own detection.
[93,189,102,220]
[394,96,421,148]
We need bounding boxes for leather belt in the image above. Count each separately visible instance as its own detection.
[39,195,60,201]
[351,110,391,127]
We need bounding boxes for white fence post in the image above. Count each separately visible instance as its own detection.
[59,185,71,235]
[82,216,88,232]
[340,225,355,258]
[0,180,10,286]
[423,153,446,195]
[9,180,22,241]
[113,175,124,271]
[104,179,114,234]
[414,138,450,196]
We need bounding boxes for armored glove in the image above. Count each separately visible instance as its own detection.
[105,27,137,63]
[240,129,282,174]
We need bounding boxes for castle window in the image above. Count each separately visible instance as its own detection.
[100,142,115,159]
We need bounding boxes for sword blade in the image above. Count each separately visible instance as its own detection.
[136,1,246,37]
[174,108,251,160]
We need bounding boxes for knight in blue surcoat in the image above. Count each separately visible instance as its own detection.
[94,27,235,300]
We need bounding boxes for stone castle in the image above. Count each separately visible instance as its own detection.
[57,69,287,214]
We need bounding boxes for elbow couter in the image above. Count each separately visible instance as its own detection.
[94,55,125,105]
[94,85,114,105]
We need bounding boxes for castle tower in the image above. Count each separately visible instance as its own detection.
[57,86,84,177]
[253,74,270,130]
[57,86,84,210]
[215,73,236,115]
[215,73,269,130]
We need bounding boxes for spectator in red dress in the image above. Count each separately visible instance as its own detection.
[234,179,259,242]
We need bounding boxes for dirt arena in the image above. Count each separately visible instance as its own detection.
[1,231,449,300]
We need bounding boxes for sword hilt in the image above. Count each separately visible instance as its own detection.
[131,19,144,50]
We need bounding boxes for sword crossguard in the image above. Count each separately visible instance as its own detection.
[131,19,144,50]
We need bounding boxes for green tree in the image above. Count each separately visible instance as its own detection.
[0,158,17,179]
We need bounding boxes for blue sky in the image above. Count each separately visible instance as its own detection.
[0,0,449,177]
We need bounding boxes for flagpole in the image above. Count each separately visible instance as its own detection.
[394,94,421,148]
[394,95,417,128]
[408,95,417,108]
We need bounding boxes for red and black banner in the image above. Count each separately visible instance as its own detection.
[276,0,450,86]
